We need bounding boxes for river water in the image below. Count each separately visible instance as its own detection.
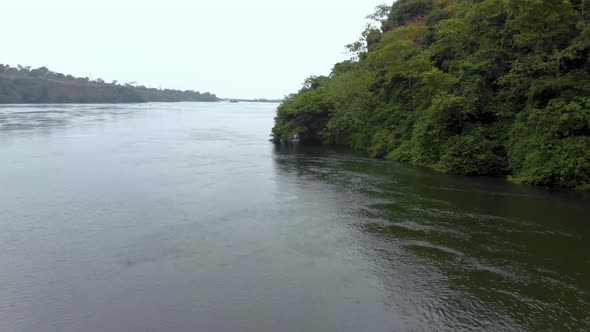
[0,102,588,331]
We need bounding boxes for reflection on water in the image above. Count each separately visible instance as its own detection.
[273,144,590,331]
[0,103,588,331]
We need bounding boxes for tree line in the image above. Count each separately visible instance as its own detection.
[0,64,218,103]
[272,0,590,190]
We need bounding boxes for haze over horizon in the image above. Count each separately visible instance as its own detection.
[1,0,385,99]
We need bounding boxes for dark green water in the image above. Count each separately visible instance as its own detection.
[0,103,589,331]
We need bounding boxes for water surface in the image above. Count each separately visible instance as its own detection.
[1,103,589,331]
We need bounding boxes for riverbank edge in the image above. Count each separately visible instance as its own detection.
[272,140,590,192]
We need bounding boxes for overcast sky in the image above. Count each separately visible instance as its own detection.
[1,0,386,99]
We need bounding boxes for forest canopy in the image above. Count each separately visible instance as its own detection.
[272,0,590,190]
[0,64,218,103]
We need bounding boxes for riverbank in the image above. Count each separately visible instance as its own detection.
[271,0,590,190]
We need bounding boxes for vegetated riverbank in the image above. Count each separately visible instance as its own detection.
[0,64,218,103]
[271,0,590,190]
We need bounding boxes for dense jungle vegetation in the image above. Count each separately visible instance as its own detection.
[272,0,590,190]
[0,64,218,103]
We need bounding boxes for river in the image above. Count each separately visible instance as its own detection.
[0,102,589,331]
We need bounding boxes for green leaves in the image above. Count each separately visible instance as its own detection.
[272,85,335,143]
[437,128,507,175]
[271,0,590,189]
[505,0,577,50]
[508,98,590,188]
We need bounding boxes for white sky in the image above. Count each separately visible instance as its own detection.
[1,0,386,99]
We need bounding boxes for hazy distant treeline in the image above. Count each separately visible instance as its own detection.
[0,64,219,103]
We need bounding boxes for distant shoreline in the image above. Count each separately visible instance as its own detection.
[0,100,282,105]
[0,101,218,105]
[0,64,219,104]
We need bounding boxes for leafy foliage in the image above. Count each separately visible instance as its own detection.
[508,98,590,189]
[272,0,590,189]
